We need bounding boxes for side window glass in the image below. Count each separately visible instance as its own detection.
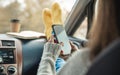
[73,17,88,39]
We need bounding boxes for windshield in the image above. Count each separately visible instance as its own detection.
[0,0,76,33]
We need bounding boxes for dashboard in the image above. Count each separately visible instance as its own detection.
[0,34,46,75]
[0,34,85,75]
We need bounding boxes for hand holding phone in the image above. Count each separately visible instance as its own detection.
[52,25,71,54]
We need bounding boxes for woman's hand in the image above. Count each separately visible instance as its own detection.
[59,41,78,60]
[42,35,62,60]
[70,41,78,54]
[48,35,55,43]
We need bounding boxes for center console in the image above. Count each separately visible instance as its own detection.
[0,37,22,75]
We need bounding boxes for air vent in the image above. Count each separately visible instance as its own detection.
[1,40,15,46]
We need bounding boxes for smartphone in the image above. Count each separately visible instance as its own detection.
[52,25,71,54]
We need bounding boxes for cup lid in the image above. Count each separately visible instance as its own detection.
[10,18,20,23]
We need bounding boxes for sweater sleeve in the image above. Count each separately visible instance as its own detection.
[37,42,61,75]
[57,49,91,75]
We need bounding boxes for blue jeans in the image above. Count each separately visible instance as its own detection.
[55,57,66,72]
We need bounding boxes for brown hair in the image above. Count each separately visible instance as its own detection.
[88,0,120,59]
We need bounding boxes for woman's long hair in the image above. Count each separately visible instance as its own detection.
[88,0,120,59]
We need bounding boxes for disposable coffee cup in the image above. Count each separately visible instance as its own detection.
[10,19,21,32]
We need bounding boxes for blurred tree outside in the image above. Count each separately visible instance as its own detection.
[0,0,76,33]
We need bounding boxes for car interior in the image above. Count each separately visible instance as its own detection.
[1,0,92,75]
[1,0,119,75]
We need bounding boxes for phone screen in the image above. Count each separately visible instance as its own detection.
[52,25,71,54]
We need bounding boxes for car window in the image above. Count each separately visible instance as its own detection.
[73,17,88,39]
[0,0,76,33]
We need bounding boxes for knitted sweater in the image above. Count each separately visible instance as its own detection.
[37,42,91,75]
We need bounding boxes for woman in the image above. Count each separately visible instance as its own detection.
[37,0,120,75]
